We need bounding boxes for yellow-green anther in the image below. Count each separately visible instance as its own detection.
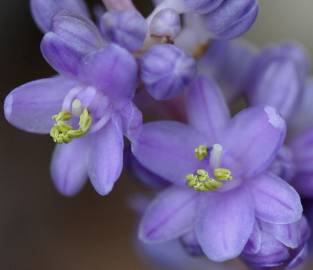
[195,145,209,160]
[214,168,232,181]
[50,108,93,144]
[186,169,222,192]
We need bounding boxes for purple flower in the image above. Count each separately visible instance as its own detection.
[99,10,147,52]
[247,42,309,119]
[30,0,90,32]
[132,76,302,262]
[4,14,140,196]
[140,44,196,100]
[242,216,310,269]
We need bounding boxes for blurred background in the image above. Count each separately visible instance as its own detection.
[0,0,312,269]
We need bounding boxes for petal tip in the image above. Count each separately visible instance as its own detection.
[264,106,285,129]
[4,94,13,121]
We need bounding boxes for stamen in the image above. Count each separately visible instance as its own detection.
[195,145,209,160]
[186,143,233,192]
[210,144,223,169]
[186,169,222,192]
[214,168,232,181]
[50,108,92,144]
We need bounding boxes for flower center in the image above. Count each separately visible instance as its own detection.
[186,144,232,192]
[50,101,93,144]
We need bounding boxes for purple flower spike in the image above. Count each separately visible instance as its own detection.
[242,216,310,269]
[30,0,90,32]
[140,44,196,100]
[100,10,147,52]
[150,9,181,40]
[203,0,259,39]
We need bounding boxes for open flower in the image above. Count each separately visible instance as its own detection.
[4,13,140,196]
[132,75,302,262]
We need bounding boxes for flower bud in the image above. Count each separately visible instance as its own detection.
[203,0,259,39]
[242,217,310,269]
[100,10,147,52]
[140,44,196,100]
[30,0,90,32]
[150,8,181,39]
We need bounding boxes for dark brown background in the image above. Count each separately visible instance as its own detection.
[0,1,312,269]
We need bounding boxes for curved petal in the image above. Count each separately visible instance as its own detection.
[119,102,143,141]
[248,59,300,119]
[78,44,137,106]
[51,137,89,196]
[222,106,286,178]
[186,76,230,142]
[41,33,83,78]
[244,222,262,255]
[30,0,90,32]
[88,120,124,196]
[41,12,104,78]
[4,76,75,134]
[195,186,254,262]
[100,10,147,52]
[139,186,199,243]
[251,173,302,224]
[260,216,309,249]
[131,121,207,186]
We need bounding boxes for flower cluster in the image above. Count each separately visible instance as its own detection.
[4,0,313,269]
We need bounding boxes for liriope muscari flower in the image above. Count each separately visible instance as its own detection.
[4,13,140,196]
[131,75,302,262]
[246,42,310,119]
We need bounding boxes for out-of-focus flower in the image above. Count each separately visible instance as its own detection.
[246,42,310,119]
[242,216,310,269]
[140,44,196,100]
[289,78,313,137]
[30,0,90,32]
[132,75,302,262]
[4,13,140,196]
[198,39,258,102]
